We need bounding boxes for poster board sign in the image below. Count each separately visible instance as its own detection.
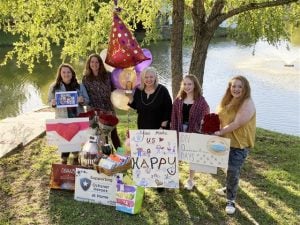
[179,133,230,169]
[190,163,217,174]
[46,118,89,152]
[55,91,78,108]
[49,163,82,190]
[74,168,122,206]
[129,130,179,188]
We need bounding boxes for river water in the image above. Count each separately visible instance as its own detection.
[0,40,299,136]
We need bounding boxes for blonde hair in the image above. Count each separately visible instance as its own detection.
[139,67,159,90]
[217,75,251,113]
[176,74,203,100]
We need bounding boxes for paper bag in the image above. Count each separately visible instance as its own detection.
[50,163,82,190]
[116,184,144,214]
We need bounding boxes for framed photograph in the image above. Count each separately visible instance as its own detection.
[55,91,78,108]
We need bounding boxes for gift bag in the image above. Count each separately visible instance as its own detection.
[116,184,144,214]
[50,163,82,190]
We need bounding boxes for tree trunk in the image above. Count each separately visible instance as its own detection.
[189,31,214,86]
[171,0,184,99]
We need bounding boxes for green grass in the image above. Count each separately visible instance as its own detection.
[0,114,299,225]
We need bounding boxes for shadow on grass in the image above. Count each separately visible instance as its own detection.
[48,189,150,225]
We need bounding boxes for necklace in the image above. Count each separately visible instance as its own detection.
[141,85,162,106]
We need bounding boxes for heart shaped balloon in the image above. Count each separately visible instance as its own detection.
[105,13,150,68]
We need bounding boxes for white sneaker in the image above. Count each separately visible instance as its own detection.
[184,179,195,190]
[225,200,236,214]
[215,187,226,196]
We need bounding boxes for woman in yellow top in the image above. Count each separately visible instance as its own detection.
[214,75,256,215]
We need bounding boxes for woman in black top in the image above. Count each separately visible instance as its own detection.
[128,67,172,130]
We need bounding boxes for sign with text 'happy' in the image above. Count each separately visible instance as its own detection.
[129,130,179,188]
[179,133,230,169]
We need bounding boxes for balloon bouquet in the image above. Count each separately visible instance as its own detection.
[101,1,153,154]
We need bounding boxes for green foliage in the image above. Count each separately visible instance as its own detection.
[228,3,300,46]
[0,0,299,72]
[0,0,165,72]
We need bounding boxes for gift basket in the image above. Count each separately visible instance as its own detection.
[94,144,132,176]
[79,109,131,175]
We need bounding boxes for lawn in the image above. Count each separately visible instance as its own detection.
[0,113,299,225]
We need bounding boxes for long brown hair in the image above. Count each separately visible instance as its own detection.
[176,74,203,100]
[83,53,108,82]
[217,75,251,113]
[52,63,79,93]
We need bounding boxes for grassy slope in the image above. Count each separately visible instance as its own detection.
[0,114,299,225]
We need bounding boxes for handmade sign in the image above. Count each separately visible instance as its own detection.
[116,184,144,214]
[74,168,122,206]
[129,130,179,188]
[190,163,217,174]
[55,91,78,108]
[49,163,82,190]
[46,118,89,152]
[179,133,230,169]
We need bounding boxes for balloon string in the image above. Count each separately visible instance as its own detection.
[113,0,122,13]
[127,110,130,138]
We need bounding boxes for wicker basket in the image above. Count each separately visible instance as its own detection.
[94,159,132,176]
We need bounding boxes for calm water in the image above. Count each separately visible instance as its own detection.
[0,40,299,136]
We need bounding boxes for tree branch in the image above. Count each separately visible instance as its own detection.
[207,0,225,22]
[192,0,206,27]
[217,0,299,25]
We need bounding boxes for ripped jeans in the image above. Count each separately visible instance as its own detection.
[226,147,249,201]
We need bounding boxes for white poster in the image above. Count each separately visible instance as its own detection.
[179,133,230,169]
[129,130,179,189]
[190,163,218,174]
[74,168,122,206]
[46,117,89,152]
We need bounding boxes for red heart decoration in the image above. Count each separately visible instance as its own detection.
[55,123,80,142]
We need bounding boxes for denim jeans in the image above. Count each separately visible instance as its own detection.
[226,147,249,201]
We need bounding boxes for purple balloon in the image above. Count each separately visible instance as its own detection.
[134,72,141,89]
[111,68,141,90]
[111,68,123,89]
[135,48,153,73]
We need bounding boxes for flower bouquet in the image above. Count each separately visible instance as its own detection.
[201,113,220,134]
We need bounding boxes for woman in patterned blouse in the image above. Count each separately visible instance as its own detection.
[82,53,121,149]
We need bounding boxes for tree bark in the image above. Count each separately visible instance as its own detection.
[171,0,184,99]
[189,31,214,86]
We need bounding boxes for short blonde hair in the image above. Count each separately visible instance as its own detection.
[139,67,159,90]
